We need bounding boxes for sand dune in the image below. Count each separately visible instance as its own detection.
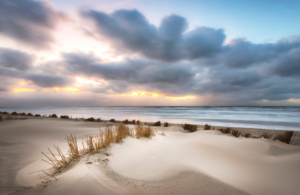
[0,117,300,195]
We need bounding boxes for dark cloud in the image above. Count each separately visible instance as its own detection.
[25,74,73,88]
[0,0,66,48]
[0,48,33,71]
[269,47,300,77]
[82,9,225,62]
[0,66,73,88]
[220,36,300,69]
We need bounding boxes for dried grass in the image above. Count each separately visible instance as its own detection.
[51,114,58,118]
[41,124,155,172]
[41,146,68,171]
[231,129,241,137]
[273,131,294,144]
[244,133,252,138]
[135,125,155,138]
[87,117,96,122]
[27,113,33,116]
[35,114,41,117]
[11,112,19,116]
[152,121,161,126]
[219,127,231,134]
[60,115,69,119]
[110,119,116,123]
[204,124,211,130]
[164,122,169,127]
[65,135,79,158]
[181,123,197,132]
[260,132,272,139]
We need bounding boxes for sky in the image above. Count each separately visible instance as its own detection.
[0,0,300,106]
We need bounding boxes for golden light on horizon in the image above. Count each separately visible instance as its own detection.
[54,87,80,93]
[12,88,35,92]
[114,91,196,100]
[76,77,103,86]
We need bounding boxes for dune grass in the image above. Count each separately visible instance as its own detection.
[35,114,41,117]
[164,122,169,127]
[204,124,211,130]
[219,127,231,134]
[51,114,58,118]
[231,129,241,137]
[86,117,96,122]
[152,121,161,126]
[273,131,294,144]
[181,123,197,132]
[41,123,154,173]
[261,132,272,139]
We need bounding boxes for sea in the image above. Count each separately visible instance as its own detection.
[0,106,300,131]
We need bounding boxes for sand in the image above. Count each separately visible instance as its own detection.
[0,116,300,195]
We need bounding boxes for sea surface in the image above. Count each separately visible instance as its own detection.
[1,107,300,131]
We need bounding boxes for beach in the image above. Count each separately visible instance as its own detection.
[0,115,300,195]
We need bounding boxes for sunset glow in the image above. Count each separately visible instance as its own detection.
[115,91,196,100]
[12,88,35,92]
[76,77,103,86]
[54,87,80,93]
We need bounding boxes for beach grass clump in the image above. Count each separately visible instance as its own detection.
[123,119,129,124]
[60,115,70,119]
[204,124,211,130]
[20,112,26,116]
[260,132,272,139]
[27,113,33,116]
[135,125,155,138]
[35,114,41,117]
[152,121,161,126]
[0,115,3,121]
[231,129,241,137]
[136,120,141,125]
[96,118,101,122]
[164,122,169,127]
[51,114,58,118]
[87,117,96,122]
[273,131,294,144]
[2,111,9,114]
[110,119,116,123]
[244,133,252,138]
[132,120,136,125]
[41,146,68,171]
[65,135,79,158]
[219,127,231,134]
[11,112,19,116]
[181,123,197,132]
[116,123,133,143]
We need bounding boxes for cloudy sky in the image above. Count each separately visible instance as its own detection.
[0,0,300,106]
